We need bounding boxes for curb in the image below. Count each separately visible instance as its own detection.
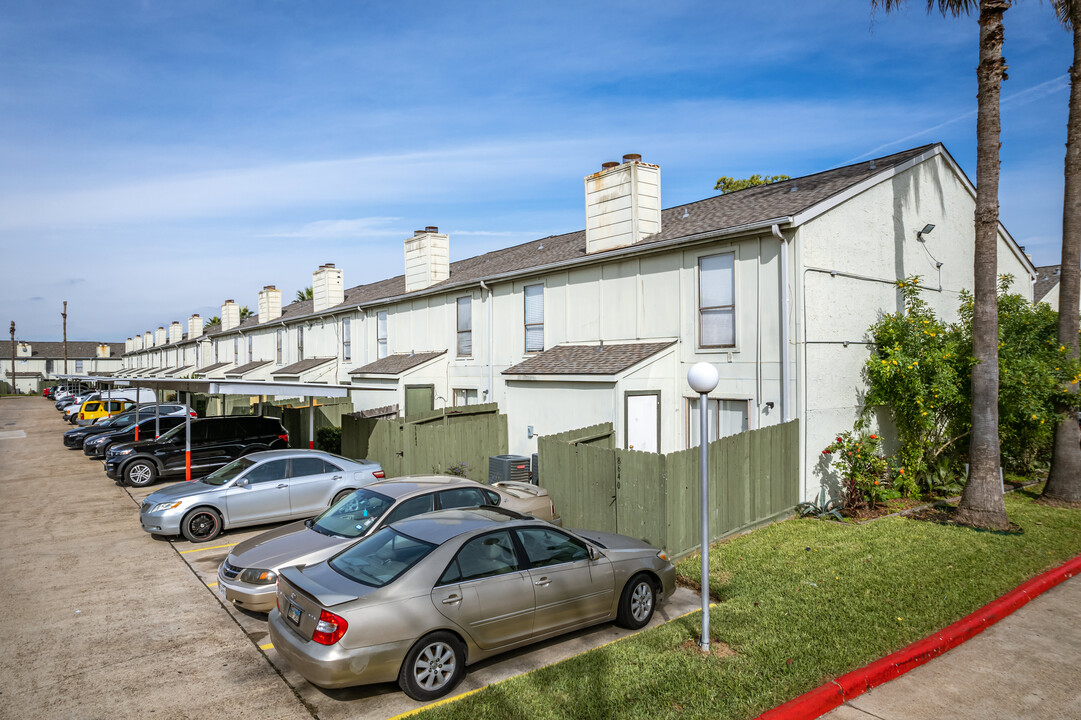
[755,553,1081,720]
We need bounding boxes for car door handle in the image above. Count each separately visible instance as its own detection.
[534,577,550,587]
[441,594,461,605]
[276,483,287,489]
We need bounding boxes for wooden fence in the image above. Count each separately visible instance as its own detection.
[341,403,508,483]
[538,420,800,557]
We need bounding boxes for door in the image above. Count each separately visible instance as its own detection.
[404,385,434,417]
[515,526,614,636]
[287,457,340,517]
[161,422,208,473]
[225,459,291,525]
[432,530,535,650]
[625,392,660,453]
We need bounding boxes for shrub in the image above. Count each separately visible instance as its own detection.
[821,432,893,509]
[315,425,342,454]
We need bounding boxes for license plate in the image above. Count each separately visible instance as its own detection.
[218,583,228,602]
[287,602,302,626]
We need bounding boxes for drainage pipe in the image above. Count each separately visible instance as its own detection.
[480,280,494,403]
[771,225,791,423]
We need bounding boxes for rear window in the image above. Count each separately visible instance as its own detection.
[329,528,435,588]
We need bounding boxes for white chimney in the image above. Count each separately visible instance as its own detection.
[144,331,153,348]
[168,321,182,344]
[97,343,111,358]
[584,154,661,254]
[312,264,344,312]
[133,335,143,351]
[154,327,167,346]
[125,338,133,354]
[188,314,203,339]
[404,227,450,293]
[221,300,240,331]
[258,285,282,323]
[16,342,31,357]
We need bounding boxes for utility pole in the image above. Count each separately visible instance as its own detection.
[62,301,68,374]
[9,321,15,395]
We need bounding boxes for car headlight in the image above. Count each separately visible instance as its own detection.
[114,448,133,455]
[150,501,182,513]
[239,568,277,585]
[657,551,669,562]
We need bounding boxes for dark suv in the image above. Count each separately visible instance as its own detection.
[84,415,187,458]
[104,416,290,487]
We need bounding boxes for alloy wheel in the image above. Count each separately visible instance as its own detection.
[412,641,456,691]
[187,512,218,540]
[129,464,152,484]
[630,581,653,623]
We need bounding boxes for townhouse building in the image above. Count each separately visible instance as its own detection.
[118,143,1035,499]
[1,341,124,393]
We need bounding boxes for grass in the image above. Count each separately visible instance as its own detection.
[416,485,1081,720]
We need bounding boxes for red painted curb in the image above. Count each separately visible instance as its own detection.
[756,553,1081,720]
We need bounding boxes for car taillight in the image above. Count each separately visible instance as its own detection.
[312,609,348,645]
[190,411,197,417]
[78,413,84,419]
[278,433,289,442]
[373,470,385,479]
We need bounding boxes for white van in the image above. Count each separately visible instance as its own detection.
[64,387,158,422]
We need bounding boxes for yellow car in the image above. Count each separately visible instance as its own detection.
[76,399,136,426]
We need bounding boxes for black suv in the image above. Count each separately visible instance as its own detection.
[84,415,187,458]
[63,405,191,449]
[104,416,290,487]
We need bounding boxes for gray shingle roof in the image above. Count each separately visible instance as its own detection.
[162,365,194,377]
[272,357,335,376]
[193,362,230,375]
[225,360,272,377]
[503,341,676,376]
[0,340,125,358]
[349,351,447,375]
[175,145,936,347]
[1034,264,1061,303]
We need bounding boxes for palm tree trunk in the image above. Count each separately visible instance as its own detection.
[1044,5,1081,504]
[955,0,1010,530]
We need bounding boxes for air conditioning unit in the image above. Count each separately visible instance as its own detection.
[531,453,539,485]
[488,454,531,484]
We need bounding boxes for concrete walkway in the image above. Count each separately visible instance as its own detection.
[823,573,1081,720]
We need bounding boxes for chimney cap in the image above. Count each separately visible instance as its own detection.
[263,284,277,290]
[425,225,439,233]
[225,299,235,304]
[191,313,201,318]
[601,161,620,170]
[622,153,642,163]
[320,263,335,269]
[158,326,164,330]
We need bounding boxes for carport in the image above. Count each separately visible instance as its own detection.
[58,374,351,481]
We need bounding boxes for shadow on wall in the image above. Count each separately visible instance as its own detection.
[890,162,947,312]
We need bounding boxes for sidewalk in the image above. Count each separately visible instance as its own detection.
[822,573,1081,720]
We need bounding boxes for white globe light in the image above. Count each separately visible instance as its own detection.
[687,362,719,394]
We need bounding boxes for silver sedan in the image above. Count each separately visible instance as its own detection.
[138,450,385,542]
[268,507,675,700]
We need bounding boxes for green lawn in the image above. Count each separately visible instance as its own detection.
[416,486,1081,720]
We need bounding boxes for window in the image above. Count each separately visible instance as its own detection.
[214,341,219,364]
[233,336,239,362]
[247,334,252,363]
[687,397,749,448]
[46,359,53,373]
[276,329,283,365]
[297,326,304,361]
[699,253,736,347]
[377,311,388,359]
[524,284,544,352]
[342,317,351,362]
[438,487,488,510]
[515,527,588,567]
[74,360,84,373]
[439,531,520,584]
[456,296,472,357]
[453,388,478,406]
[290,457,326,478]
[242,459,289,485]
[382,493,435,526]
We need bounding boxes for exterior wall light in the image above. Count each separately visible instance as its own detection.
[917,224,935,242]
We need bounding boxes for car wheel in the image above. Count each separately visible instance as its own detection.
[331,489,355,509]
[615,573,657,629]
[398,631,466,701]
[124,460,158,488]
[181,508,223,543]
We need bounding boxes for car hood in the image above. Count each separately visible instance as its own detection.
[228,521,352,571]
[144,480,221,504]
[66,426,109,437]
[573,529,658,554]
[111,438,162,454]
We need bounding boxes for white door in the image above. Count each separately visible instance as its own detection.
[626,393,659,453]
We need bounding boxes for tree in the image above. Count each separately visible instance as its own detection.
[239,305,254,320]
[872,0,1010,529]
[205,316,221,327]
[1044,1,1081,504]
[295,287,313,303]
[714,174,790,194]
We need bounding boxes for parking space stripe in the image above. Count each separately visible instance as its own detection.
[178,542,238,554]
[259,643,274,650]
[207,581,218,587]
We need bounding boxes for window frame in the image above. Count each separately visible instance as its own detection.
[276,329,283,365]
[453,388,478,407]
[377,311,388,359]
[342,317,351,362]
[247,334,253,363]
[697,251,737,349]
[456,296,472,358]
[685,396,751,449]
[297,326,304,362]
[523,283,544,353]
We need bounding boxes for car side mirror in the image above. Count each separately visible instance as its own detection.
[235,478,249,488]
[587,545,598,561]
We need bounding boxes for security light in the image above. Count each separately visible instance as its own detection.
[917,224,935,242]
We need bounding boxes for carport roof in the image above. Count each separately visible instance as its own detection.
[502,341,676,375]
[162,365,194,377]
[349,350,447,375]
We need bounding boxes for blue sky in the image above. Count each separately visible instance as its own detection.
[0,0,1072,341]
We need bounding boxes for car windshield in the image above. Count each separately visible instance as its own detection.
[310,488,395,539]
[329,529,435,588]
[201,457,257,486]
[156,423,188,442]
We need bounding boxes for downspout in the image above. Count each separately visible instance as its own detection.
[480,280,493,403]
[771,224,791,423]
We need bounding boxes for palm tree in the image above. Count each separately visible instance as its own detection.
[205,316,221,327]
[239,305,254,320]
[1044,0,1081,503]
[872,0,1009,529]
[295,287,313,303]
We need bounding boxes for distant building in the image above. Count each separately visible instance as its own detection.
[1034,264,1062,311]
[0,340,124,393]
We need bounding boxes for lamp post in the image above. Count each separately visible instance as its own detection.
[687,361,719,652]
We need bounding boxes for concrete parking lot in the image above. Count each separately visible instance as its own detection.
[0,397,700,719]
